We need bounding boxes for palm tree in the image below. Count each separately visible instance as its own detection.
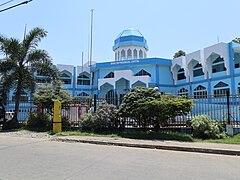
[0,27,59,128]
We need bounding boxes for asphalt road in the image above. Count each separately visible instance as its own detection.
[0,136,239,180]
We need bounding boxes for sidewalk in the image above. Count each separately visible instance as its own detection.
[53,135,240,156]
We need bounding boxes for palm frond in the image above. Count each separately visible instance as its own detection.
[26,49,50,64]
[0,58,17,73]
[21,68,36,93]
[31,58,60,81]
[23,27,47,50]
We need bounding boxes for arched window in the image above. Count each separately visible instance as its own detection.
[77,72,90,85]
[213,81,229,97]
[121,49,125,60]
[194,85,207,98]
[177,68,186,80]
[104,72,114,78]
[212,57,226,73]
[106,90,118,105]
[238,82,240,94]
[127,49,132,59]
[60,70,72,84]
[135,69,151,77]
[139,49,143,59]
[234,51,240,68]
[115,52,117,60]
[178,88,188,97]
[77,92,89,97]
[133,49,137,59]
[12,92,28,102]
[193,63,204,77]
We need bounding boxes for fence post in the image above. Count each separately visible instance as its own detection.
[53,100,62,133]
[94,94,97,112]
[226,90,230,125]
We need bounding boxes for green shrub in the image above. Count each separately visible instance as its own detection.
[26,112,51,131]
[80,102,118,132]
[92,102,118,131]
[191,115,224,139]
[62,116,72,131]
[80,113,95,131]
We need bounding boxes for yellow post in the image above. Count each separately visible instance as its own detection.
[53,100,62,133]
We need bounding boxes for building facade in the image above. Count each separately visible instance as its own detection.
[8,28,240,101]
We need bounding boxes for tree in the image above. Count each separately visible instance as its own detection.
[0,27,59,129]
[232,38,240,44]
[119,87,161,128]
[33,80,72,115]
[119,87,193,129]
[173,50,186,58]
[143,95,193,128]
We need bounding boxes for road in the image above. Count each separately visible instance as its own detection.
[0,136,239,180]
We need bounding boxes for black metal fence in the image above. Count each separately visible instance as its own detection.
[5,93,240,131]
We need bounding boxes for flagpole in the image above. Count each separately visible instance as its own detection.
[89,9,94,67]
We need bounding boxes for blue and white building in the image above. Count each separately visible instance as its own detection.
[6,27,240,124]
[8,27,240,101]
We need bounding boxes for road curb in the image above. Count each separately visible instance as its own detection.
[53,138,240,156]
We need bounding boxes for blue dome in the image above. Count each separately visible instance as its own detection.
[113,28,148,51]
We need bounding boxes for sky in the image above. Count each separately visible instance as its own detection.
[1,0,240,66]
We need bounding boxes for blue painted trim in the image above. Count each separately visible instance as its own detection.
[75,88,92,91]
[228,42,236,94]
[158,84,176,87]
[208,78,211,94]
[189,82,193,96]
[99,82,114,87]
[73,67,76,96]
[156,65,160,85]
[113,40,148,50]
[233,73,240,77]
[91,58,172,71]
[176,74,232,87]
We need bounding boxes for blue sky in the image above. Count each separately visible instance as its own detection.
[0,0,240,65]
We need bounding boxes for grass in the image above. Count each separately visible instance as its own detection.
[56,130,240,144]
[118,131,194,142]
[195,134,240,144]
[57,131,194,142]
[4,125,238,144]
[57,131,120,138]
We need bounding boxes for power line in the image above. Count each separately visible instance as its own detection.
[0,0,32,13]
[0,0,15,7]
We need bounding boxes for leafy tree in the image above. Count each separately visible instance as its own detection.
[119,87,193,129]
[173,50,186,58]
[33,80,72,115]
[119,87,161,128]
[232,38,240,44]
[143,95,193,128]
[0,27,58,129]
